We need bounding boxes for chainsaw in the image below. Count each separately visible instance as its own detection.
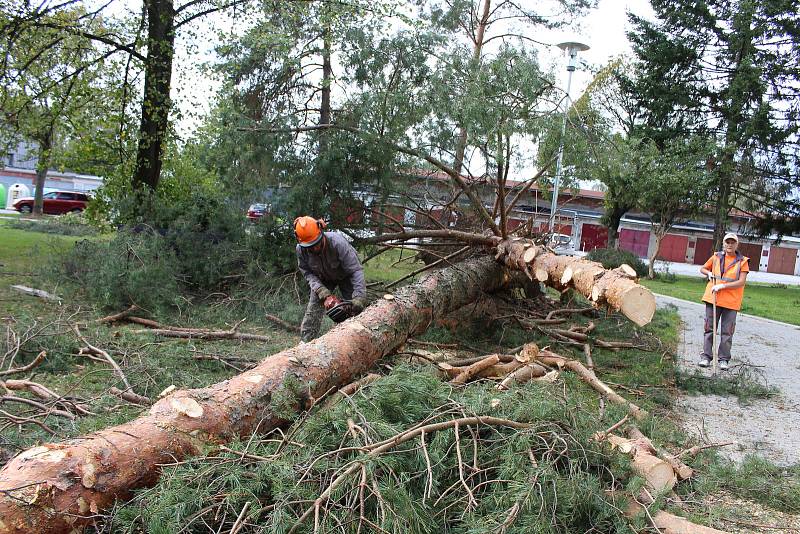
[326,300,354,323]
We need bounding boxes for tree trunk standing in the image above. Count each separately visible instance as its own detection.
[319,18,332,154]
[0,256,511,534]
[131,0,175,193]
[712,4,755,251]
[31,129,53,217]
[603,203,628,250]
[647,228,665,279]
[451,0,491,185]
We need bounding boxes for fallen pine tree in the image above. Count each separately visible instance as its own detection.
[0,245,657,534]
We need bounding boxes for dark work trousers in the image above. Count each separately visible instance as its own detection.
[702,302,738,362]
[300,278,355,342]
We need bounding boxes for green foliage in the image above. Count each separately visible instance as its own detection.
[586,248,648,277]
[626,0,800,236]
[56,189,297,312]
[114,366,638,533]
[58,232,182,313]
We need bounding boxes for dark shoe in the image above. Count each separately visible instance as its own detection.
[698,356,711,368]
[719,360,729,371]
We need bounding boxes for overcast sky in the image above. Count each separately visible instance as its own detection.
[171,0,656,139]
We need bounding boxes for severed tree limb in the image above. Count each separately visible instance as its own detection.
[496,362,548,390]
[95,305,138,325]
[451,354,500,385]
[652,510,730,534]
[676,442,735,458]
[0,395,75,420]
[72,325,133,392]
[537,350,649,421]
[627,426,694,481]
[109,387,151,407]
[0,351,46,377]
[264,314,300,334]
[9,285,61,303]
[131,328,272,342]
[3,380,93,417]
[495,240,655,326]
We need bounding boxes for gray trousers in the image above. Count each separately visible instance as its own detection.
[300,278,355,342]
[702,303,738,362]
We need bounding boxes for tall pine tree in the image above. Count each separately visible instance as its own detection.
[627,0,800,246]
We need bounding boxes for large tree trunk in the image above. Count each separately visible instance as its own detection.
[602,203,628,250]
[131,0,175,193]
[31,129,52,217]
[495,239,655,326]
[318,15,332,154]
[0,244,656,533]
[0,256,510,534]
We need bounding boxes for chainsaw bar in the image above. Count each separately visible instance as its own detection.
[326,300,353,323]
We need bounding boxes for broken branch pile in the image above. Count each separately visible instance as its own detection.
[0,247,659,533]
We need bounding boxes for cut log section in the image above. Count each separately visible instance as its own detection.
[652,511,730,534]
[494,239,655,326]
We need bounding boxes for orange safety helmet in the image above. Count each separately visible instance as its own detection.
[294,216,326,247]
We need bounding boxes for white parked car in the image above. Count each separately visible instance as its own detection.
[549,233,582,256]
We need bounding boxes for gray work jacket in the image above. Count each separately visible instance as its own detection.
[296,232,366,299]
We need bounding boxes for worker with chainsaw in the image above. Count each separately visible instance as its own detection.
[294,216,367,342]
[698,233,749,371]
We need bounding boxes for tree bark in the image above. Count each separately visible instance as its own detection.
[647,229,664,279]
[602,202,628,250]
[32,129,53,217]
[0,256,510,534]
[318,13,332,154]
[131,0,175,193]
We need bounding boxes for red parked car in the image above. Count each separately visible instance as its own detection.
[13,191,91,215]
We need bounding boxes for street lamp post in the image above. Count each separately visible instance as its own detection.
[548,40,590,233]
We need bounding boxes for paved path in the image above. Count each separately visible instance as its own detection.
[658,294,800,466]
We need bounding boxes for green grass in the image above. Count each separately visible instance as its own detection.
[362,246,424,284]
[641,274,800,325]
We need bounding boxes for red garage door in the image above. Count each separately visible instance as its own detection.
[619,229,650,258]
[768,246,798,275]
[657,234,689,262]
[738,243,761,271]
[580,224,608,252]
[693,238,714,265]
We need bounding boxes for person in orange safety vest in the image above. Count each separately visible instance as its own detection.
[697,232,749,371]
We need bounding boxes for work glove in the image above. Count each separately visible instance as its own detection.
[316,287,332,301]
[323,294,342,311]
[706,272,715,281]
[711,283,725,293]
[351,297,366,314]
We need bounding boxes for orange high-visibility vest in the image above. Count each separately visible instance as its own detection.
[702,252,749,310]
